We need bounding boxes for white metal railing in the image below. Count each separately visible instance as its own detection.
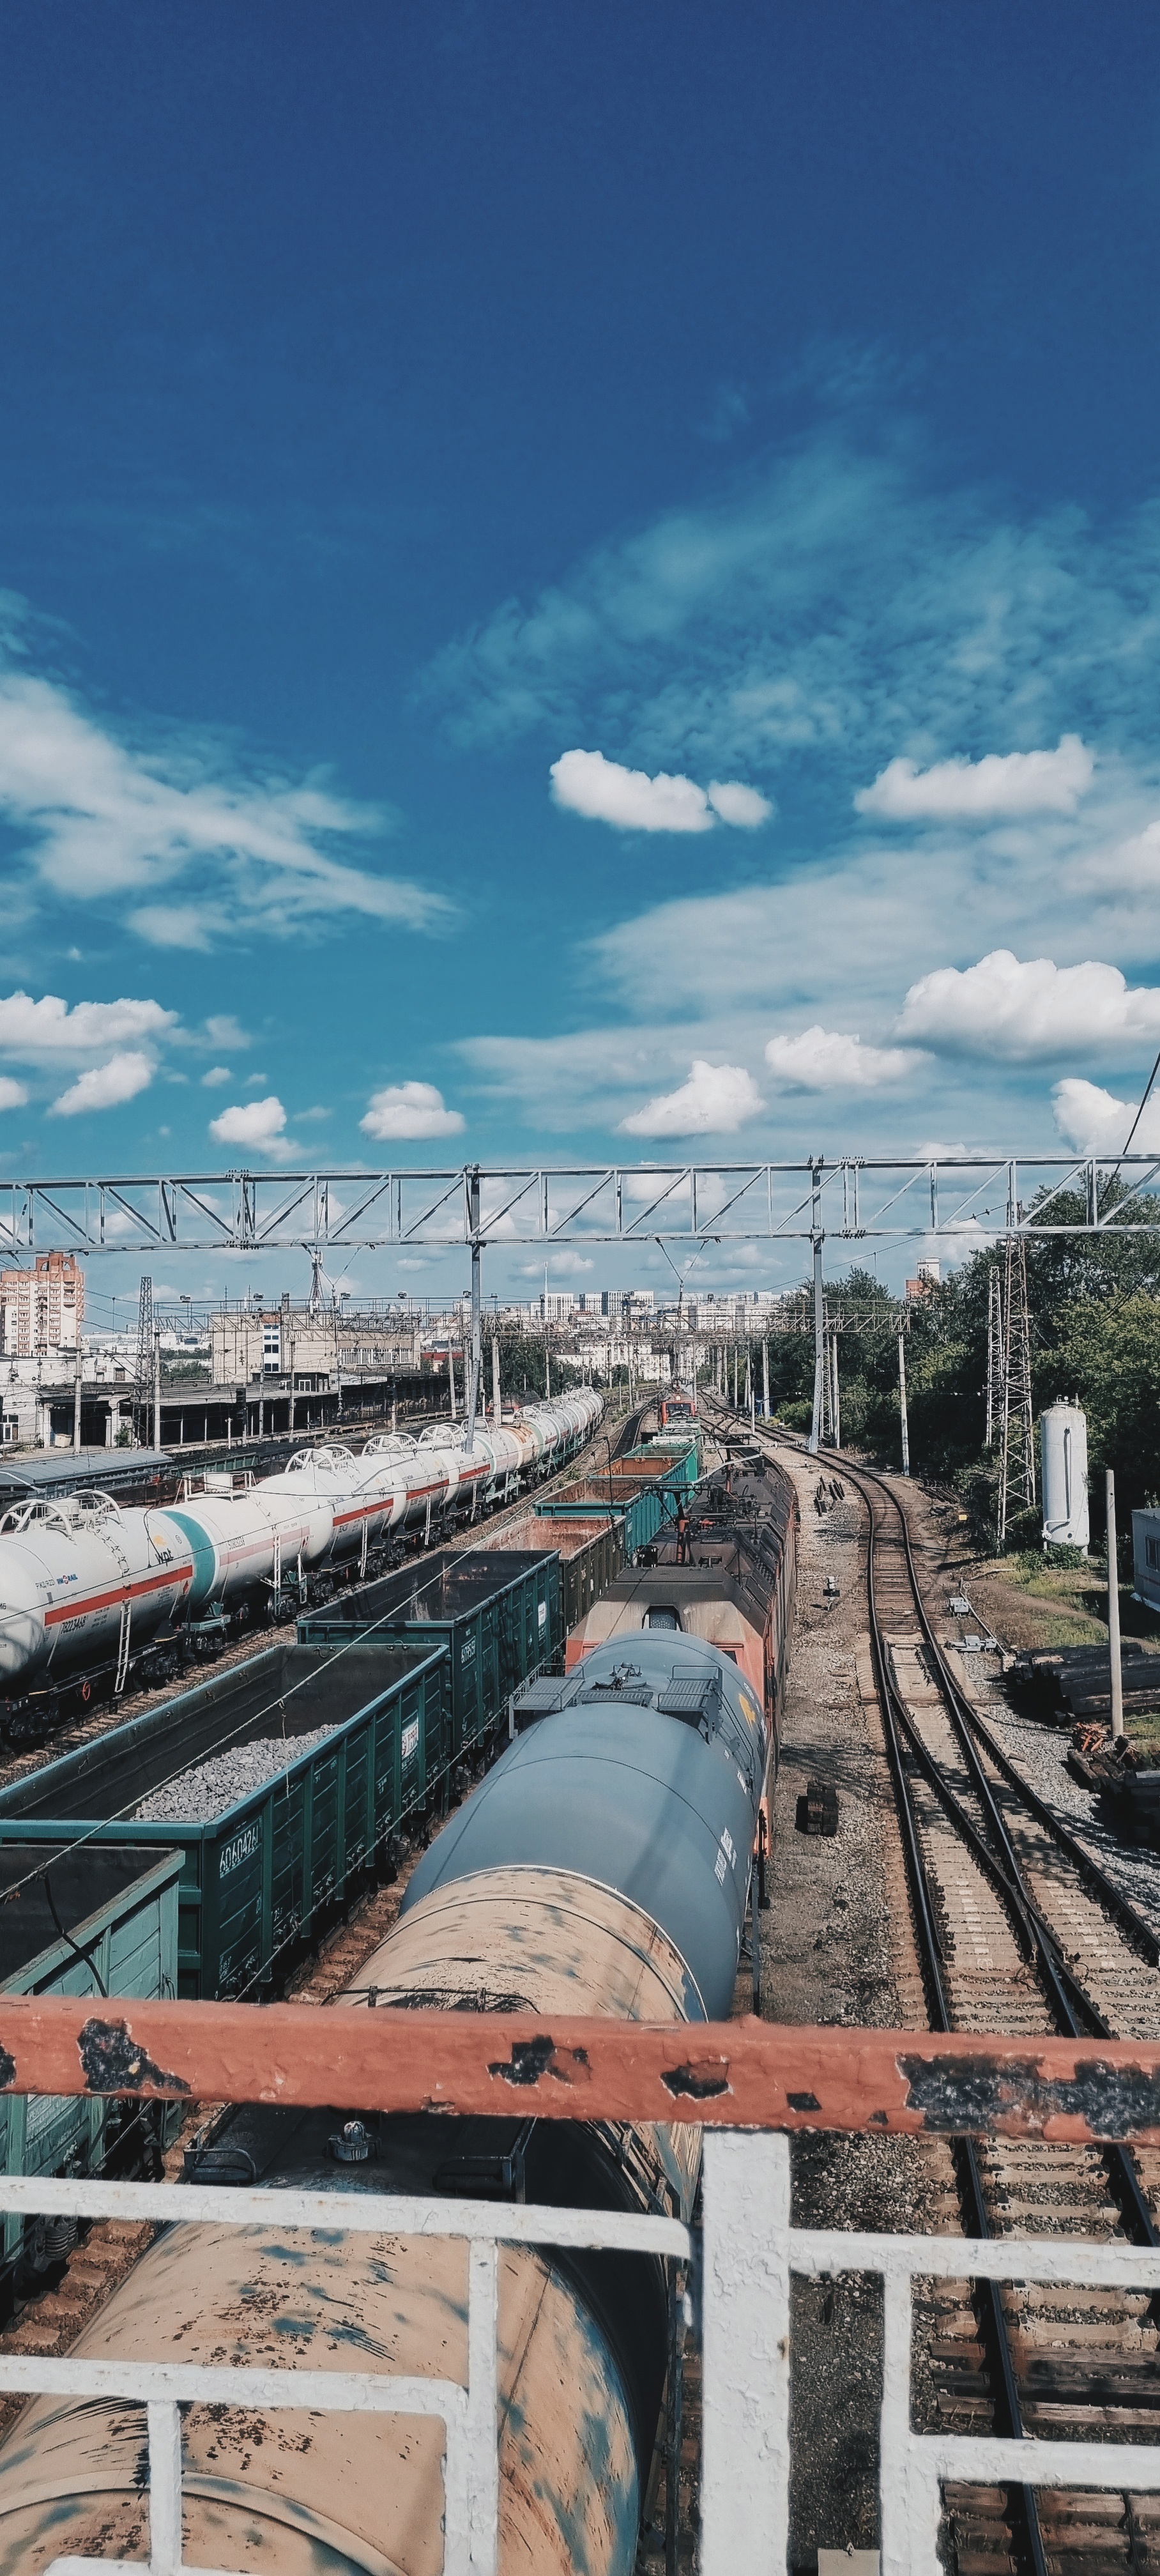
[2,2136,1160,2574]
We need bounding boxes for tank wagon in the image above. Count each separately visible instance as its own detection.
[0,1449,797,2576]
[0,1391,603,1739]
[567,1450,797,1740]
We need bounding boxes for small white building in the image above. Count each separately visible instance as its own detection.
[1133,1508,1160,1614]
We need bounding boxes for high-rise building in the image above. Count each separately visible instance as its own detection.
[0,1253,85,1357]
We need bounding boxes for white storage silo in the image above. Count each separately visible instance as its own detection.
[1041,1400,1089,1550]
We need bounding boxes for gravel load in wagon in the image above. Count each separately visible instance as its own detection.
[297,1545,561,1758]
[0,1838,182,2274]
[0,1639,445,1999]
[473,1512,624,1634]
[134,1726,339,1823]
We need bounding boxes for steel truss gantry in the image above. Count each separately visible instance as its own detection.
[6,1153,1155,1473]
[0,1152,1156,1260]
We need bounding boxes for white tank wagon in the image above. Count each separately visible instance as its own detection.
[0,1492,195,1718]
[0,1393,605,1738]
[163,1480,330,1620]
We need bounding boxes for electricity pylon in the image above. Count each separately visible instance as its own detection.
[996,1237,1035,1549]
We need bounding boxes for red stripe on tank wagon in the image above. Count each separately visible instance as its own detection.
[44,1568,187,1628]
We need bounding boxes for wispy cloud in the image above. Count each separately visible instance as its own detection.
[0,671,455,949]
[855,735,1094,822]
[420,433,1160,785]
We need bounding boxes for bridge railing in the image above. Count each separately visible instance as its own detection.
[2,1998,1160,2576]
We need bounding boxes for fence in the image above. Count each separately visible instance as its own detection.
[3,2002,1160,2574]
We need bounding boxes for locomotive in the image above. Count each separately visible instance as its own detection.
[0,1450,798,2576]
[0,1390,604,1737]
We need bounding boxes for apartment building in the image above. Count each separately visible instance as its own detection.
[0,1253,85,1357]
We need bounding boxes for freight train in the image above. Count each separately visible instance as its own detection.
[0,1448,798,2576]
[0,1391,604,1738]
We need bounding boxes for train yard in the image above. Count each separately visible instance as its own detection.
[0,1376,1158,2568]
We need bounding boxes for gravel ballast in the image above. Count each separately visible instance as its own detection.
[134,1727,339,1823]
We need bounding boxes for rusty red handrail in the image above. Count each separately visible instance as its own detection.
[1,1996,1159,2141]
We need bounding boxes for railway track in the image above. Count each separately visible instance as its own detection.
[707,1400,1160,2575]
[0,1399,641,1798]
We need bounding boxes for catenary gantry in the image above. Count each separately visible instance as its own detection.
[0,1151,1157,1257]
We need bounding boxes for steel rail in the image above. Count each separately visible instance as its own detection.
[859,1467,1049,2576]
[709,1397,1160,2570]
[708,1397,1048,2570]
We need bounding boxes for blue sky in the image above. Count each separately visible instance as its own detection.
[3,4,1160,1310]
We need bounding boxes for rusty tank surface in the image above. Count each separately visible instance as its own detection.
[0,1536,795,2572]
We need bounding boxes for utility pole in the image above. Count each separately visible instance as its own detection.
[153,1328,162,1452]
[73,1339,82,1453]
[1106,1467,1124,1740]
[465,1167,482,1452]
[830,1328,841,1450]
[897,1326,910,1476]
[448,1343,457,1420]
[287,1334,295,1438]
[762,1338,769,1421]
[808,1164,825,1455]
[733,1345,738,1411]
[491,1333,501,1425]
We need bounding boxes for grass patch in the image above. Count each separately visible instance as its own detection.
[1129,1709,1160,1761]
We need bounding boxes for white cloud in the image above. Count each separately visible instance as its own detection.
[49,1052,155,1116]
[0,990,176,1060]
[0,671,454,946]
[201,1066,231,1087]
[202,1016,250,1052]
[705,778,772,827]
[549,747,770,834]
[209,1095,298,1162]
[764,1025,921,1090]
[360,1081,465,1141]
[1051,1077,1160,1158]
[517,1252,595,1278]
[897,950,1160,1062]
[0,1078,28,1110]
[620,1060,764,1138]
[855,735,1094,822]
[128,904,221,950]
